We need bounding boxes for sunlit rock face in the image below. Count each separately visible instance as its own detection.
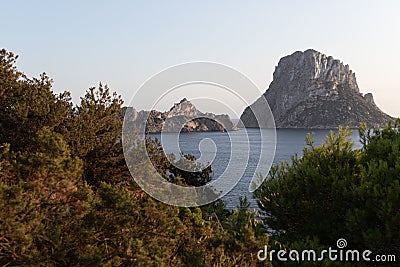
[239,49,393,128]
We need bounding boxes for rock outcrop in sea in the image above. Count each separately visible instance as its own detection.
[130,98,238,133]
[239,49,393,128]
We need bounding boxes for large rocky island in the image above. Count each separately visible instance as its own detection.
[130,98,238,133]
[239,49,394,128]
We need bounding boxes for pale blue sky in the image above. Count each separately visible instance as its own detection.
[2,0,399,118]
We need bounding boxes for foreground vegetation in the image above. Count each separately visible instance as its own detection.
[255,124,400,266]
[1,48,399,266]
[0,49,269,266]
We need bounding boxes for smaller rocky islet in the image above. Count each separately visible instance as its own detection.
[129,98,238,133]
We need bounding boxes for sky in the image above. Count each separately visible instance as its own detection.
[2,0,400,118]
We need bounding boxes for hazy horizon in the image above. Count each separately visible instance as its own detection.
[2,1,400,118]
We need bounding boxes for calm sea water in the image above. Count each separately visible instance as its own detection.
[151,128,362,210]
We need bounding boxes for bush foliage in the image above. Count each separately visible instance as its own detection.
[0,49,270,266]
[255,124,400,266]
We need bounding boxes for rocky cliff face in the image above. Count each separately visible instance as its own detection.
[131,98,238,133]
[239,49,393,128]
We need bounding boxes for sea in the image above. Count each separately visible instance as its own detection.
[150,128,362,210]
